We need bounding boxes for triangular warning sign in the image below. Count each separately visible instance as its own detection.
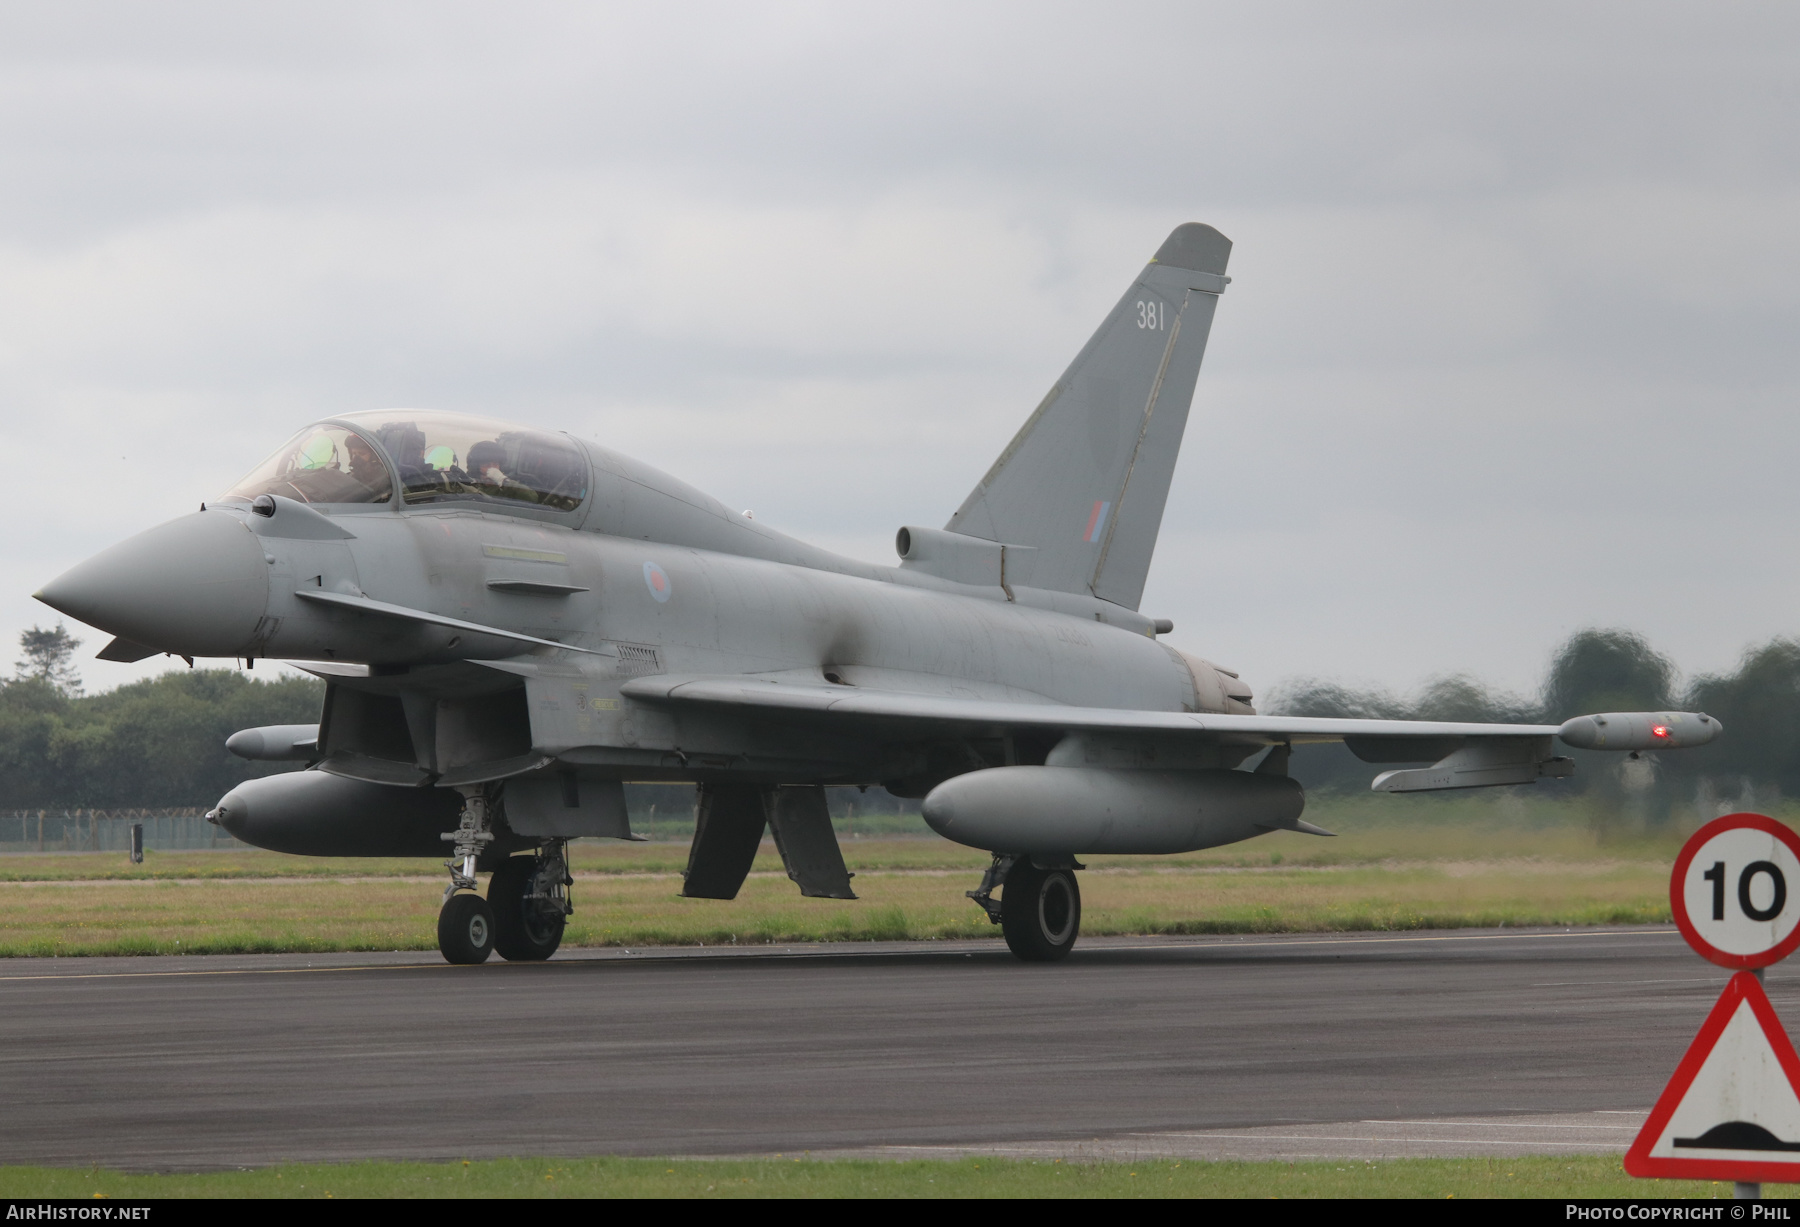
[1627,970,1800,1182]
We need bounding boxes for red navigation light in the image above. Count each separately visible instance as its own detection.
[1653,725,1670,739]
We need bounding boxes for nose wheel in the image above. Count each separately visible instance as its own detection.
[438,893,496,964]
[967,854,1083,962]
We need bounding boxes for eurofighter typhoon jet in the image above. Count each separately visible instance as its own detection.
[35,224,1718,965]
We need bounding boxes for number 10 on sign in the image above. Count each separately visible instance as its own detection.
[1673,813,1800,969]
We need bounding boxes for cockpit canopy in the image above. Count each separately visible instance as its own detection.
[222,411,589,513]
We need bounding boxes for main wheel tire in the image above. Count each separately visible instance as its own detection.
[488,856,566,962]
[438,893,497,965]
[1000,859,1081,962]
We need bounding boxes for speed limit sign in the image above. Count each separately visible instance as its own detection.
[1671,813,1800,969]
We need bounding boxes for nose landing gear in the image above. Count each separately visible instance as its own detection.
[441,789,495,904]
[967,853,1083,962]
[437,789,499,964]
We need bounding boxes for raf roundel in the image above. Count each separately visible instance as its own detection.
[1671,813,1800,970]
[642,561,672,604]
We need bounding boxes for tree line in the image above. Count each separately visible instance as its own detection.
[0,663,322,810]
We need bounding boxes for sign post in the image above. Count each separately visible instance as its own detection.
[1627,813,1800,1198]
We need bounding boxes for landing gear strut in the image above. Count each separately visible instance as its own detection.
[489,841,571,962]
[438,789,498,965]
[968,854,1083,962]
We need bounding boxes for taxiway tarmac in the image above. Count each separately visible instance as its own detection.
[0,928,1756,1169]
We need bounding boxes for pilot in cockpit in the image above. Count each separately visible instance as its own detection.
[468,441,540,503]
[344,433,386,494]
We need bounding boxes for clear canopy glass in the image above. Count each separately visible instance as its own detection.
[222,411,589,513]
[221,424,394,505]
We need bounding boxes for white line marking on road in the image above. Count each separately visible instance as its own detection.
[1122,1134,1621,1149]
[1356,1120,1637,1130]
[0,927,1683,983]
[1099,929,1677,954]
[1530,977,1720,987]
[0,962,450,983]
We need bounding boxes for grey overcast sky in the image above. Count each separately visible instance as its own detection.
[6,2,1798,703]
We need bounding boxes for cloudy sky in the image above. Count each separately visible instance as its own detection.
[5,2,1797,703]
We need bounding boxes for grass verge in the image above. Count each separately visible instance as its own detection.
[0,857,1673,956]
[0,1155,1785,1199]
[0,795,1726,956]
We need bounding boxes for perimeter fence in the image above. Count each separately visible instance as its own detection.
[0,789,931,855]
[0,809,246,854]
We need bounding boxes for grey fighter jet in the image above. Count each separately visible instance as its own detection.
[35,223,1718,965]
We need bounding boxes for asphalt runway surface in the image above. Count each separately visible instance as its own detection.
[0,927,1765,1169]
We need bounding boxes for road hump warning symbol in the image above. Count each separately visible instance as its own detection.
[1626,970,1800,1182]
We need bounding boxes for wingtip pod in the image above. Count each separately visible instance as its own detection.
[1558,711,1720,751]
[1150,223,1232,275]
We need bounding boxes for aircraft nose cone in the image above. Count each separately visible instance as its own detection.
[36,511,269,658]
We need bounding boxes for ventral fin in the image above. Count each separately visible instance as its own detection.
[96,636,158,663]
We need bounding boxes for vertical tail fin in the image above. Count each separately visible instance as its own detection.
[947,223,1230,611]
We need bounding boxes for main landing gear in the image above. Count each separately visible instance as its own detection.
[968,853,1083,962]
[437,790,571,965]
[488,844,571,962]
